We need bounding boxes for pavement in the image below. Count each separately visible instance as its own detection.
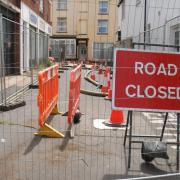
[0,69,179,180]
[0,72,32,104]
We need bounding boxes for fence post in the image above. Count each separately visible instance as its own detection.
[0,14,6,106]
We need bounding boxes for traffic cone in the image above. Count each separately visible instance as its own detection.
[105,89,112,100]
[110,110,124,124]
[104,68,108,77]
[104,110,125,127]
[99,64,103,74]
[90,65,96,81]
[101,86,108,93]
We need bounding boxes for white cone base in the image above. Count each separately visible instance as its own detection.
[93,119,127,130]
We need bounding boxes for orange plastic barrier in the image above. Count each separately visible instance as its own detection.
[38,64,59,127]
[68,64,82,125]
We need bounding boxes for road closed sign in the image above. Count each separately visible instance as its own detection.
[112,49,180,112]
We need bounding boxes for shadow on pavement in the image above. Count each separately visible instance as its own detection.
[140,162,169,175]
[102,146,137,179]
[46,115,54,124]
[59,125,71,151]
[102,174,143,180]
[24,136,42,155]
[24,115,62,155]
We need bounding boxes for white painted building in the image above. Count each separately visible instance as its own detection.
[118,0,180,51]
[20,2,52,73]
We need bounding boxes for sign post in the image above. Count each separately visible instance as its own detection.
[113,49,180,169]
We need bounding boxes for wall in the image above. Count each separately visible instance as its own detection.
[52,0,118,60]
[7,0,20,8]
[21,0,52,24]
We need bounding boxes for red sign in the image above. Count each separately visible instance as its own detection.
[112,49,180,112]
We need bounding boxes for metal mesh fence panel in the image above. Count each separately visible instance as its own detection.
[0,0,180,180]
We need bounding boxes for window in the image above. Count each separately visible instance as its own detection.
[50,39,76,59]
[57,0,67,10]
[66,39,76,58]
[175,31,180,46]
[39,0,44,13]
[122,1,125,19]
[80,48,86,55]
[93,43,113,61]
[29,26,37,67]
[99,1,108,14]
[57,18,67,32]
[97,20,108,34]
[117,30,121,41]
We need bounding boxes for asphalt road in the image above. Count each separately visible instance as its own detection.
[0,69,179,180]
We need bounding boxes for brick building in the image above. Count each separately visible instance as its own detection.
[0,0,52,74]
[20,0,52,72]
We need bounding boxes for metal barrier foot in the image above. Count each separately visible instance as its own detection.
[61,111,68,116]
[34,123,64,138]
[50,104,62,115]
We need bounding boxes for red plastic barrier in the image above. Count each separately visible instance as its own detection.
[68,64,82,125]
[38,64,59,127]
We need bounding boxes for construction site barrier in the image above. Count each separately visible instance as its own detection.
[35,64,64,138]
[68,64,82,125]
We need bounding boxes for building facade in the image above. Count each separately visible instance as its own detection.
[118,0,180,52]
[0,0,21,75]
[51,0,118,63]
[20,0,52,72]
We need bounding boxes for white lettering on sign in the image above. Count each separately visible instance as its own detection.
[144,86,156,98]
[168,64,177,76]
[125,85,180,100]
[125,85,136,97]
[124,61,179,100]
[134,62,177,76]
